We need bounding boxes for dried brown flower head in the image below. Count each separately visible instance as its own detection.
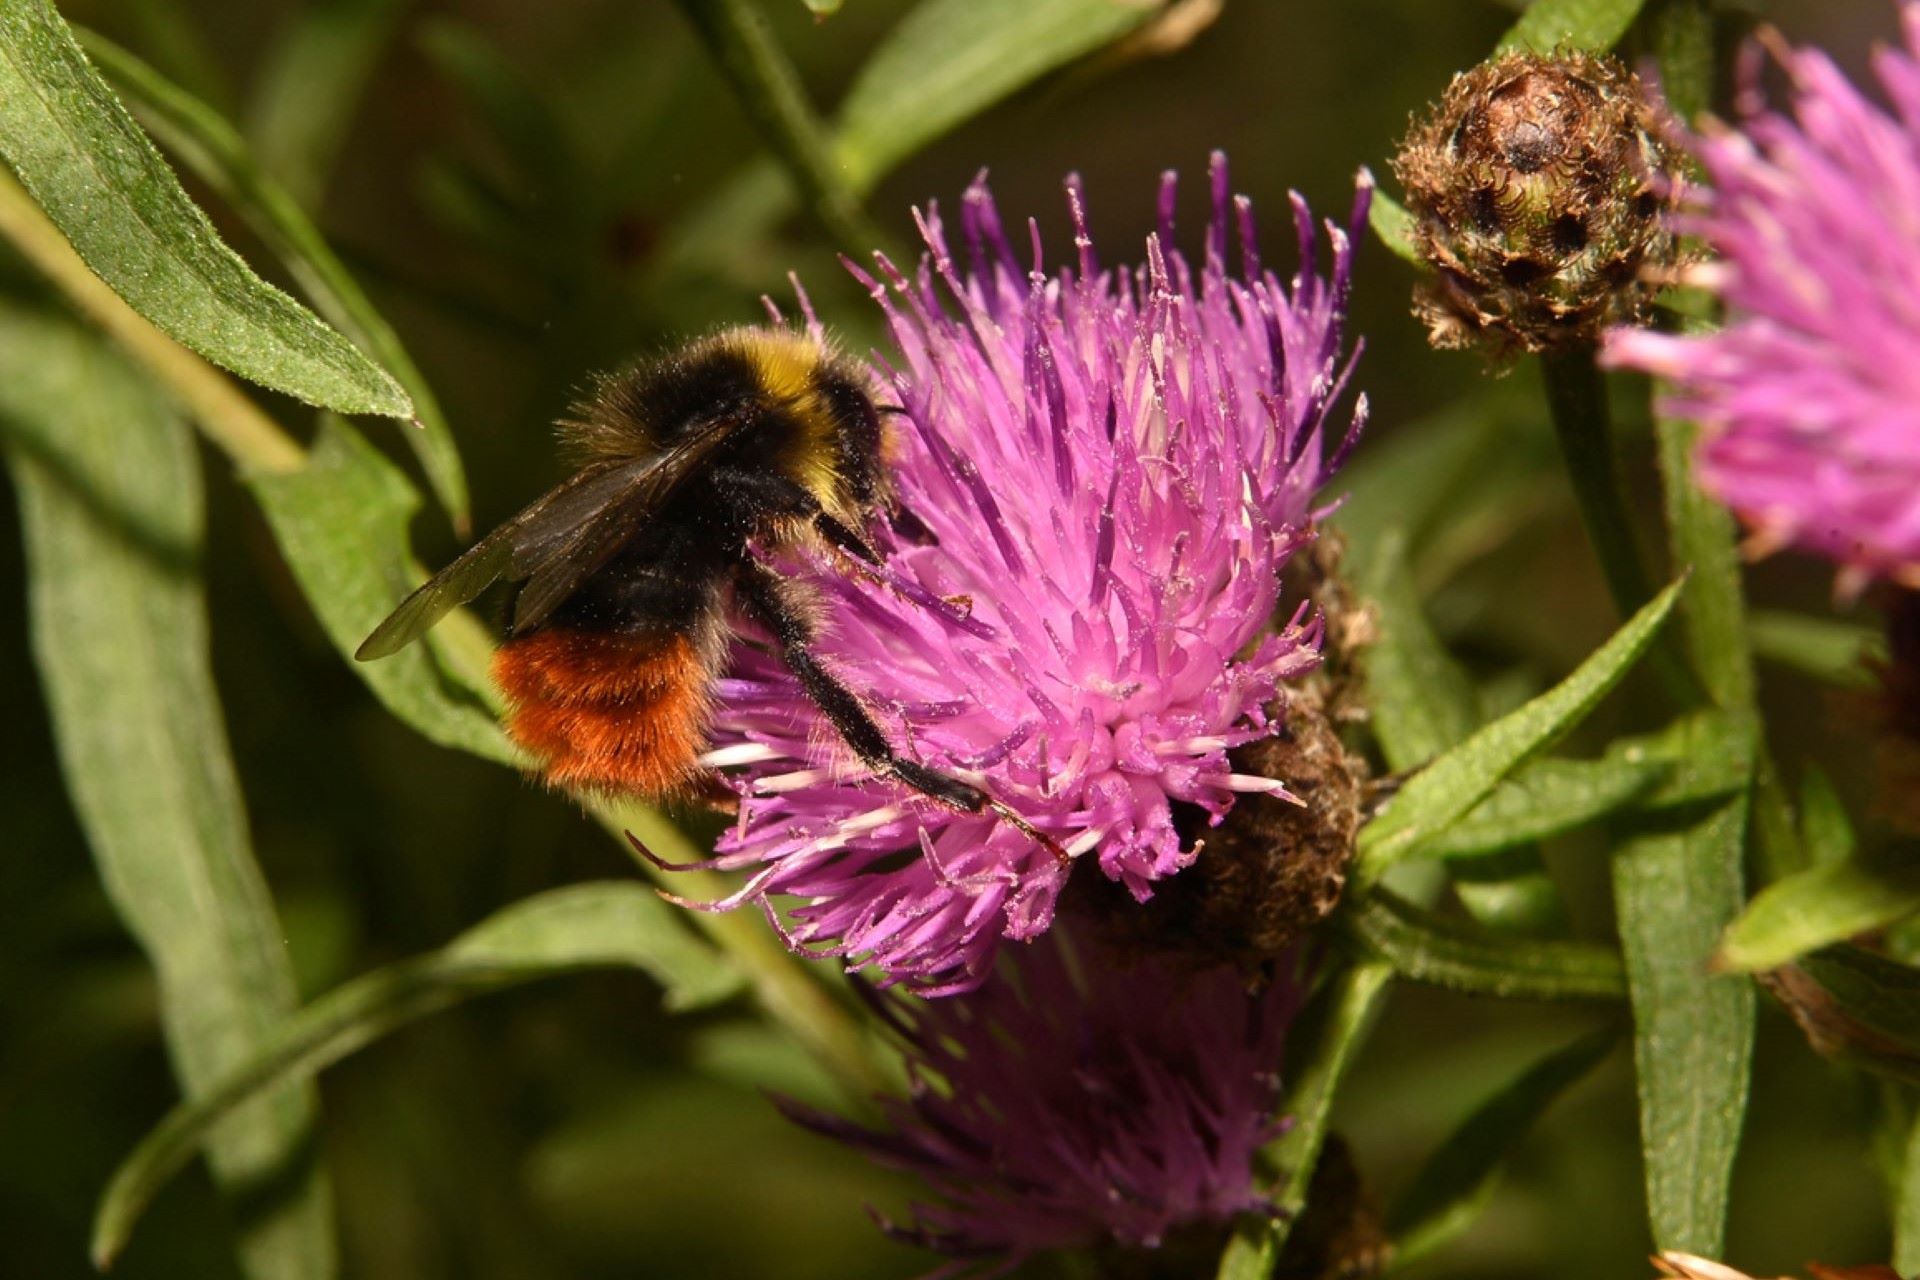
[1068,538,1371,973]
[1394,49,1685,357]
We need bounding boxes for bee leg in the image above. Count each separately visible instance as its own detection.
[737,565,1068,866]
[809,511,882,566]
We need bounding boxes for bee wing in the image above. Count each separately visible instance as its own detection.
[354,460,640,660]
[505,412,749,635]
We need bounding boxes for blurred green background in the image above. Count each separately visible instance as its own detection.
[0,1,1900,1277]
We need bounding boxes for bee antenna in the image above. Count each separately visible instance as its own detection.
[875,403,912,418]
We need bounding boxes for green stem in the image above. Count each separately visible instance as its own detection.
[0,169,304,473]
[674,0,882,258]
[1542,343,1655,619]
[589,796,889,1101]
[1542,343,1700,705]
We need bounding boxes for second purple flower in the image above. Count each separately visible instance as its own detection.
[689,155,1369,993]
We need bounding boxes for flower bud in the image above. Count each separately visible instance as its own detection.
[1394,49,1684,357]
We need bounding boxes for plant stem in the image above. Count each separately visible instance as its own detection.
[1542,343,1702,706]
[674,0,883,258]
[590,796,890,1100]
[1542,343,1655,619]
[0,169,304,473]
[0,168,888,1100]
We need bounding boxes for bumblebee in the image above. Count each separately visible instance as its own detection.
[358,327,1045,841]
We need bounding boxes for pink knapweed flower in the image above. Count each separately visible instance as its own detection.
[1604,6,1920,594]
[681,155,1368,993]
[774,932,1298,1272]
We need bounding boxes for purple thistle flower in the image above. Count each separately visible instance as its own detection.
[1603,6,1920,595]
[773,932,1298,1272]
[675,156,1369,994]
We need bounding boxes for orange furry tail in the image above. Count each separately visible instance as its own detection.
[493,629,712,796]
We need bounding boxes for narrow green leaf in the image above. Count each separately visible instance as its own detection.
[1387,1027,1620,1263]
[250,419,516,763]
[247,0,406,208]
[1216,963,1394,1279]
[1719,846,1920,975]
[0,304,332,1280]
[0,0,411,418]
[1360,579,1683,874]
[83,30,470,528]
[1749,609,1885,690]
[1615,780,1755,1254]
[93,881,742,1268]
[1359,529,1480,772]
[1343,890,1626,1001]
[1618,710,1750,812]
[1498,0,1648,54]
[1368,186,1423,268]
[1419,754,1670,860]
[835,0,1157,190]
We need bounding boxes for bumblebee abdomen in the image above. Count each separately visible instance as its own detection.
[493,628,713,796]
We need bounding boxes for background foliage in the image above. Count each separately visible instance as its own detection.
[0,1,1900,1278]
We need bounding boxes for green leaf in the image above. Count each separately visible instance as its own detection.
[1368,186,1422,268]
[249,419,516,763]
[1359,529,1480,772]
[93,881,742,1268]
[1359,579,1683,875]
[1617,711,1751,812]
[1387,1027,1620,1263]
[0,0,411,418]
[1497,0,1648,53]
[247,0,407,208]
[1615,778,1755,1255]
[1748,609,1885,690]
[835,0,1158,190]
[0,303,333,1280]
[802,0,845,13]
[82,29,470,529]
[1343,889,1627,1001]
[1216,963,1394,1279]
[1418,754,1670,860]
[1718,845,1920,975]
